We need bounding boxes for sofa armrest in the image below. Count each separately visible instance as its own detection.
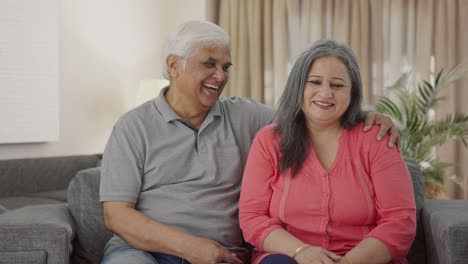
[0,204,75,264]
[422,199,468,264]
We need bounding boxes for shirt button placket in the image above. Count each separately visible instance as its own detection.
[322,171,331,246]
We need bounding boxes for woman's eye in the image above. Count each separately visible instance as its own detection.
[308,80,321,85]
[331,84,344,88]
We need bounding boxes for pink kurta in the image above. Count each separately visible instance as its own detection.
[239,123,416,264]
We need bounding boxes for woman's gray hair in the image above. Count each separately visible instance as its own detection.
[275,39,365,175]
[161,21,230,79]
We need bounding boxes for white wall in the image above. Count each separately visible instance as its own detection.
[0,0,207,159]
[0,0,60,144]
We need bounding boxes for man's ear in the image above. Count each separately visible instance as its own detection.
[166,54,179,78]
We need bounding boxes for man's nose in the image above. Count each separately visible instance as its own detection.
[213,67,227,81]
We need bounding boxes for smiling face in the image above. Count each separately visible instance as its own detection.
[168,44,232,114]
[302,56,352,128]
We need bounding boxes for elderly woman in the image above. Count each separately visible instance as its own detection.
[239,40,416,264]
[101,20,401,264]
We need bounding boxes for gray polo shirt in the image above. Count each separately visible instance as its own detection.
[100,87,273,257]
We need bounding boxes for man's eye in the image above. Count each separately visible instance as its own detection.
[203,62,216,68]
[222,65,231,72]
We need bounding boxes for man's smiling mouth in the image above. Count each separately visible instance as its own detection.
[203,83,220,92]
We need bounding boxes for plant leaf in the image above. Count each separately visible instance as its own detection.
[374,62,468,191]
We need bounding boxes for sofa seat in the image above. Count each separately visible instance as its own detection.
[0,250,47,264]
[0,204,75,264]
[423,200,468,264]
[0,155,101,264]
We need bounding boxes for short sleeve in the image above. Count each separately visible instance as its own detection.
[99,120,144,204]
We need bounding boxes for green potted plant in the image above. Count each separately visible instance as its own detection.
[375,63,468,198]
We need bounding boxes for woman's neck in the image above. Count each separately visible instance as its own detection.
[306,122,344,171]
[306,122,343,145]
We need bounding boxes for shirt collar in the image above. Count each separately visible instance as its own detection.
[154,86,221,123]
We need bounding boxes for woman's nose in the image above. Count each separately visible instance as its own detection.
[319,85,333,98]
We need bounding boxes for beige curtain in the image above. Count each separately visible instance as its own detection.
[432,0,468,198]
[458,1,468,199]
[286,0,376,105]
[213,0,468,198]
[217,0,289,106]
[285,0,445,106]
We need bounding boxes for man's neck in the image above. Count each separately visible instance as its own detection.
[164,89,209,128]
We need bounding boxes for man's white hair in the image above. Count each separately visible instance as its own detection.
[161,20,230,79]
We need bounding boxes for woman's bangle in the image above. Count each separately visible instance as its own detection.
[291,244,311,259]
[344,255,353,264]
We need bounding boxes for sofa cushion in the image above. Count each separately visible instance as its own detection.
[404,159,425,213]
[405,159,426,264]
[0,250,47,264]
[423,199,468,264]
[31,189,67,202]
[0,205,7,214]
[67,167,112,264]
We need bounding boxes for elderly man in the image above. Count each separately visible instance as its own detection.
[100,21,399,264]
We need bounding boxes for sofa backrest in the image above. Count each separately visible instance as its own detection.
[405,158,426,264]
[0,155,101,198]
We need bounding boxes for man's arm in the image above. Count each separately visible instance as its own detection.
[103,201,243,264]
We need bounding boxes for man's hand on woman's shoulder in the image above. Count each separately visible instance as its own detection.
[363,112,400,150]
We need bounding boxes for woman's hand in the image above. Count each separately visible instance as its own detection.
[293,246,341,264]
[363,112,400,150]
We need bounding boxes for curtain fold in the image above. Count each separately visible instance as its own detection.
[287,0,377,105]
[415,0,434,81]
[458,1,468,199]
[433,0,468,198]
[218,0,288,105]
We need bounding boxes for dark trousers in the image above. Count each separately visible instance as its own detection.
[260,254,296,264]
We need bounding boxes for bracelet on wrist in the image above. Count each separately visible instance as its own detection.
[291,244,311,259]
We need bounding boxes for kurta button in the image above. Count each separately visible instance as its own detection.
[324,216,329,221]
[326,192,330,197]
[323,172,328,177]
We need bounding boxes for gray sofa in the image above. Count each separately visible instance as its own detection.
[0,155,103,264]
[0,155,467,264]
